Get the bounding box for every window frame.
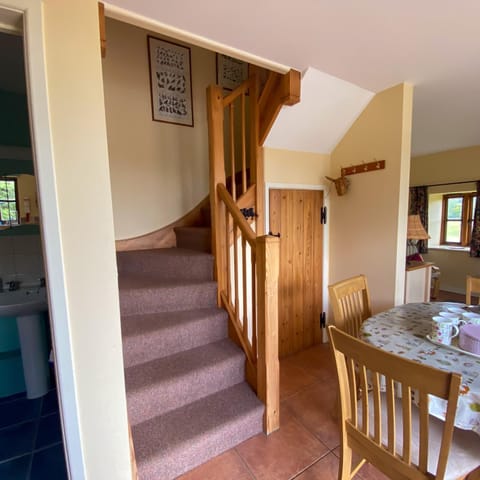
[0,176,20,225]
[440,192,476,246]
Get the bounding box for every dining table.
[359,302,480,436]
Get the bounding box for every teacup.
[438,311,465,326]
[431,316,460,345]
[462,312,480,325]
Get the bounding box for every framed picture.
[147,36,194,127]
[216,54,249,91]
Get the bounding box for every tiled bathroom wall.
[0,234,44,288]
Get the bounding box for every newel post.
[207,85,226,303]
[256,235,280,434]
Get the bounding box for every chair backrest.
[466,275,480,305]
[328,274,372,337]
[328,325,462,480]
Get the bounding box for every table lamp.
[406,214,429,259]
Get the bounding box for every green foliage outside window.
[0,178,18,224]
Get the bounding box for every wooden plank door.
[269,189,323,357]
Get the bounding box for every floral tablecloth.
[360,302,480,435]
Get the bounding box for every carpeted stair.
[117,242,264,479]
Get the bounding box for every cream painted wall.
[102,18,215,240]
[12,1,131,478]
[16,174,39,220]
[264,147,331,184]
[410,145,480,186]
[330,83,413,313]
[411,146,480,293]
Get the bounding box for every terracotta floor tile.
[284,343,336,382]
[235,412,329,480]
[283,380,340,450]
[294,453,339,480]
[332,446,390,480]
[279,359,318,400]
[177,449,254,480]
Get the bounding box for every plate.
[425,334,480,360]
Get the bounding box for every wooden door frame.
[265,183,330,342]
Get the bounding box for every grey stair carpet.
[118,246,264,479]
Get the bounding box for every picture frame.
[147,36,194,127]
[216,54,249,91]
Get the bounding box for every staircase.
[117,227,264,479]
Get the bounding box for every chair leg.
[339,444,353,480]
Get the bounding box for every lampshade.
[407,214,429,240]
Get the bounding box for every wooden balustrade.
[207,69,299,434]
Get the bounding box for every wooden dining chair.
[328,325,480,480]
[466,275,480,305]
[328,274,372,337]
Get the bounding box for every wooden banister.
[207,67,299,436]
[218,184,256,246]
[256,235,280,433]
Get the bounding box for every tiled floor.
[0,387,67,479]
[178,342,389,480]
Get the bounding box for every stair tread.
[125,339,243,393]
[117,247,213,259]
[174,226,211,232]
[121,307,226,334]
[118,275,216,290]
[132,382,264,479]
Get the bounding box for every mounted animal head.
[325,174,350,196]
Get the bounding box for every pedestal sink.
[0,287,49,399]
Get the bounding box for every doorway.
[0,26,68,479]
[268,187,325,357]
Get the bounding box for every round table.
[360,302,480,435]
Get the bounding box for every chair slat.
[402,383,412,464]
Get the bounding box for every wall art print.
[148,36,193,127]
[216,54,249,91]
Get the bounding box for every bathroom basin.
[0,287,49,398]
[0,287,47,317]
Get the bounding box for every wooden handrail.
[217,183,256,246]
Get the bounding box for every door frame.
[265,182,330,342]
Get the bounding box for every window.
[0,177,19,225]
[441,193,476,246]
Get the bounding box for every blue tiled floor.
[0,388,67,479]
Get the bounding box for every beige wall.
[17,174,39,220]
[264,147,331,185]
[13,0,131,478]
[330,83,413,313]
[103,18,215,240]
[411,146,480,293]
[410,145,480,186]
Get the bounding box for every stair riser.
[174,227,212,253]
[117,250,214,281]
[127,355,245,425]
[122,311,228,368]
[120,282,217,316]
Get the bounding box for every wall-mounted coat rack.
[341,159,385,176]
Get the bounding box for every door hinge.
[320,206,327,225]
[320,311,326,328]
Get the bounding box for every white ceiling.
[107,0,480,156]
